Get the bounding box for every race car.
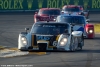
[18,22,84,51]
[56,14,95,38]
[34,8,61,23]
[61,5,89,20]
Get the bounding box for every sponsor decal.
[37,36,50,40]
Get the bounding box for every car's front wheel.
[78,35,84,50]
[70,37,78,52]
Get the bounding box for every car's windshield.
[56,16,85,24]
[63,7,80,12]
[31,24,69,35]
[38,10,60,15]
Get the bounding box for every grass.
[94,23,100,33]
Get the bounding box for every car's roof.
[34,22,70,25]
[39,8,60,10]
[63,5,82,8]
[58,14,85,17]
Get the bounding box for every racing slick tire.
[70,44,76,52]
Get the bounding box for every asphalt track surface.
[0,13,100,67]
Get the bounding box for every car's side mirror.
[70,23,76,26]
[86,22,88,24]
[25,28,29,33]
[64,29,68,33]
[61,12,64,14]
[86,19,90,22]
[63,29,70,35]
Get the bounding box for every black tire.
[78,43,83,50]
[70,44,76,52]
[80,45,83,50]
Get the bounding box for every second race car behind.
[34,8,61,23]
[56,14,95,38]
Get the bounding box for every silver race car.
[18,22,84,51]
[56,14,95,38]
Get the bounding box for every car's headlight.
[53,17,57,21]
[78,12,81,15]
[21,37,27,45]
[63,38,67,42]
[53,18,56,21]
[60,38,67,46]
[89,30,93,33]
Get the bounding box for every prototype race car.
[18,22,84,51]
[56,14,95,38]
[62,5,89,20]
[34,8,61,23]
